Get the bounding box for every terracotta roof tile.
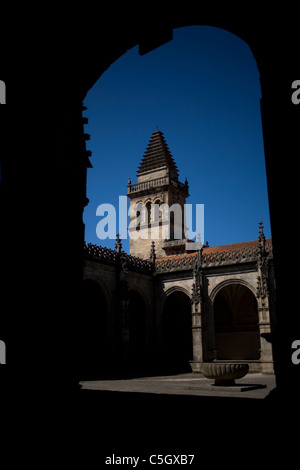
[156,238,272,262]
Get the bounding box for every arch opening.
[79,279,109,378]
[83,25,271,252]
[213,283,260,360]
[125,290,147,373]
[162,290,192,373]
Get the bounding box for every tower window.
[146,202,151,226]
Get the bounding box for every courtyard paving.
[79,372,276,399]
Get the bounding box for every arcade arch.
[162,289,192,372]
[80,278,109,378]
[212,281,260,360]
[126,289,147,370]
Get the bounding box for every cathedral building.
[82,130,275,378]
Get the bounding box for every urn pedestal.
[201,362,249,386]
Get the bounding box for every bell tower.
[127,129,190,259]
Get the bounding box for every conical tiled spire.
[137,129,179,178]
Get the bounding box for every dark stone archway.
[126,290,147,373]
[213,283,260,360]
[2,12,299,396]
[162,290,192,373]
[79,279,109,379]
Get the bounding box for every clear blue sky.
[83,25,271,253]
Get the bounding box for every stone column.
[119,274,130,367]
[257,296,273,373]
[256,222,274,373]
[190,249,204,372]
[115,236,130,370]
[191,305,203,372]
[258,33,300,393]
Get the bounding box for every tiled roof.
[154,238,273,272]
[84,237,272,274]
[156,238,272,262]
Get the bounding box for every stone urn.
[201,362,249,386]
